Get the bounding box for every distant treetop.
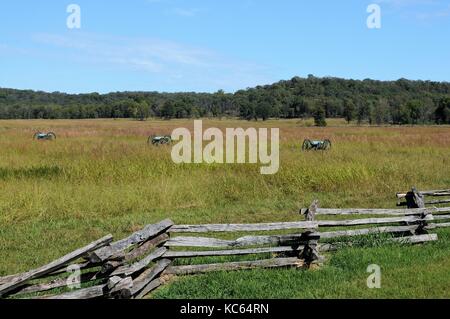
[1,76,449,124]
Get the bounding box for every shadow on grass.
[0,166,63,180]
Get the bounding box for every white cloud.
[374,0,450,21]
[416,4,450,19]
[145,0,203,18]
[29,32,273,92]
[108,57,163,72]
[173,8,202,17]
[32,33,210,70]
[375,0,438,7]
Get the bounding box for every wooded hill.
[1,75,449,124]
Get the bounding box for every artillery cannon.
[33,132,56,141]
[302,139,331,151]
[148,135,172,146]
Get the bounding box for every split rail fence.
[396,187,450,207]
[1,186,449,299]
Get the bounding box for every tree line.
[1,75,449,124]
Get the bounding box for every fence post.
[299,200,322,268]
[405,187,425,209]
[303,199,318,221]
[415,210,434,235]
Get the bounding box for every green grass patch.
[1,119,449,298]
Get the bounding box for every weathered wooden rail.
[1,195,449,300]
[396,187,450,207]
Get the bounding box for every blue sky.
[0,0,449,93]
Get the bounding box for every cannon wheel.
[160,136,171,145]
[46,132,56,140]
[33,132,43,140]
[302,139,312,151]
[322,139,331,150]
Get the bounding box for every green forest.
[1,75,449,124]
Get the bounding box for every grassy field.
[0,118,449,298]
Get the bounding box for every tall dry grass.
[0,118,449,275]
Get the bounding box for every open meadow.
[1,118,450,298]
